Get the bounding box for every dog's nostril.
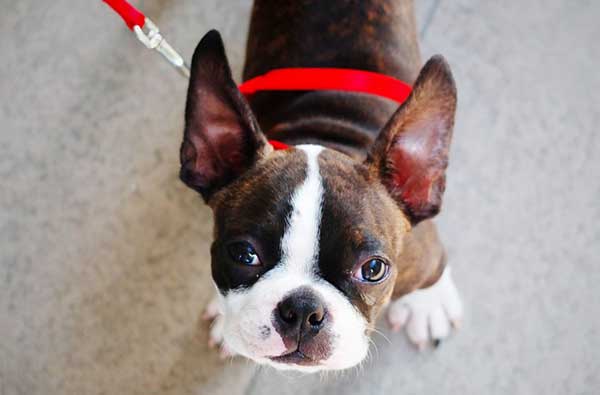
[278,302,299,324]
[283,310,297,324]
[307,311,324,327]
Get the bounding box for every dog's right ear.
[180,30,269,202]
[366,55,457,224]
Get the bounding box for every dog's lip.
[268,349,318,366]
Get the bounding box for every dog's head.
[180,31,456,372]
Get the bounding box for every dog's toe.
[208,314,225,345]
[441,278,464,326]
[405,309,428,346]
[203,296,221,321]
[429,306,450,340]
[387,302,409,332]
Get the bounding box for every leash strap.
[102,0,144,29]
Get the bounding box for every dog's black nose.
[276,288,326,336]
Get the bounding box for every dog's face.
[180,31,456,372]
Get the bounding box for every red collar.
[238,68,412,151]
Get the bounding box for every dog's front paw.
[203,296,237,359]
[387,267,463,350]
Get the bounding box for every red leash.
[101,0,413,151]
[102,0,144,30]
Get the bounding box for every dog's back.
[243,0,423,157]
[244,0,421,81]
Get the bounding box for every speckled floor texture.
[1,1,599,394]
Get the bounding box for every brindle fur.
[244,0,421,159]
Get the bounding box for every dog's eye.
[356,258,389,283]
[227,241,261,266]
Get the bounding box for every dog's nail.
[416,341,427,351]
[433,339,441,348]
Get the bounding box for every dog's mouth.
[268,349,319,366]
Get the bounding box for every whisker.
[369,325,393,346]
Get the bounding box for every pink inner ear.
[186,82,255,185]
[386,118,449,216]
[395,166,442,210]
[369,55,455,222]
[181,30,269,200]
[189,123,248,185]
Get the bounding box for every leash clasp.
[133,18,190,78]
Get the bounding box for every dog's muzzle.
[269,286,333,365]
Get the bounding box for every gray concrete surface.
[1,1,599,394]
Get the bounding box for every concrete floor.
[1,1,599,394]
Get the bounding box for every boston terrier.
[179,0,463,372]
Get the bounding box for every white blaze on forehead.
[280,145,324,274]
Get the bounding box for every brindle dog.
[180,0,462,372]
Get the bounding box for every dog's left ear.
[180,30,269,202]
[367,55,457,224]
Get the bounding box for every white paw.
[203,295,237,359]
[387,267,463,350]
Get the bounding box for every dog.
[179,0,463,372]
